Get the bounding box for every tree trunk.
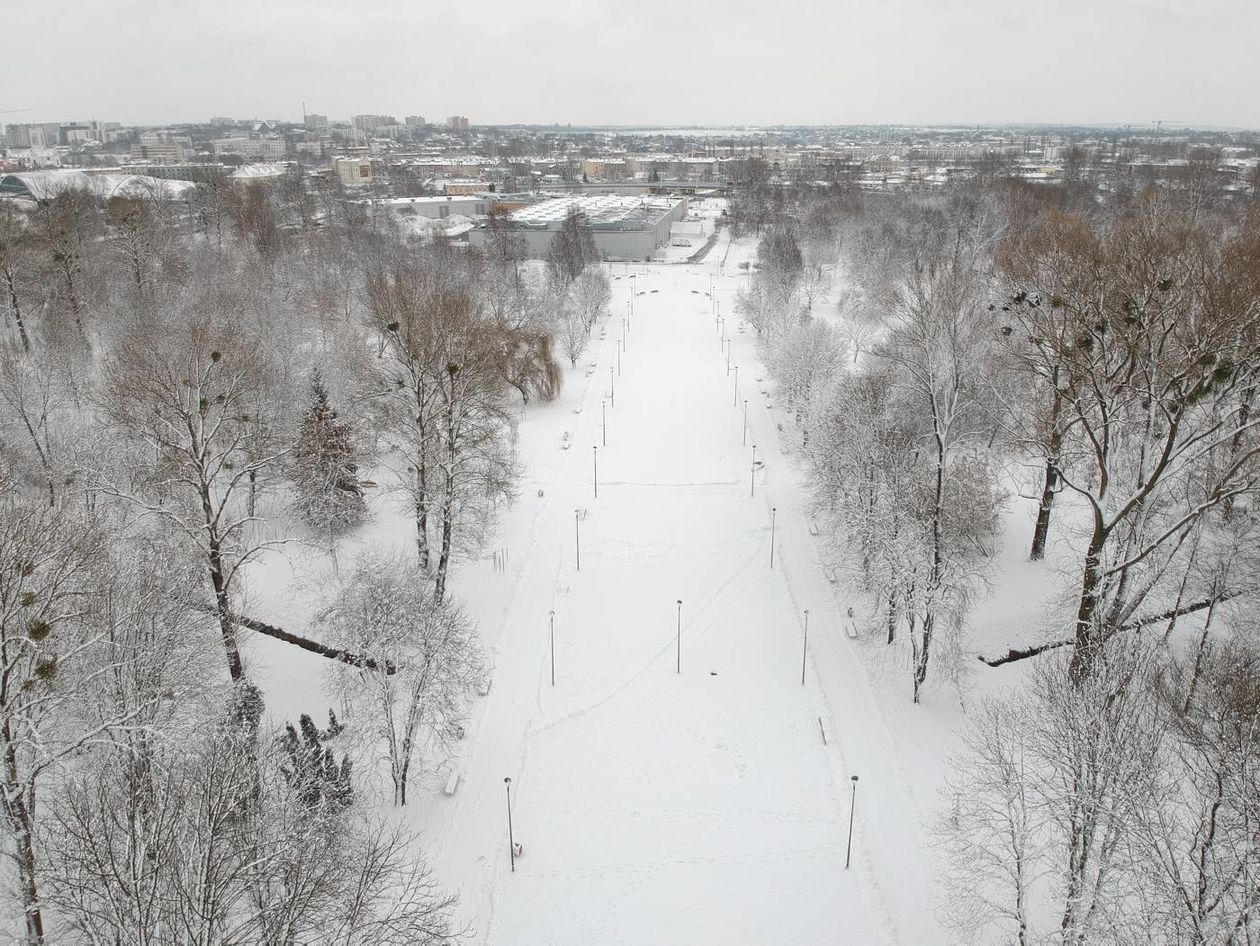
[208,541,244,682]
[1183,582,1223,713]
[1068,513,1108,683]
[3,267,30,352]
[59,256,85,340]
[915,430,947,704]
[196,459,244,681]
[413,388,431,571]
[3,724,44,945]
[1030,457,1059,562]
[1030,378,1063,561]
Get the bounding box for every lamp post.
[751,444,757,498]
[602,398,607,447]
[733,365,739,408]
[593,446,598,499]
[801,609,809,686]
[676,599,682,674]
[770,507,777,568]
[505,777,515,872]
[742,399,748,446]
[549,610,555,687]
[617,339,622,375]
[609,366,614,407]
[845,775,860,870]
[575,509,581,572]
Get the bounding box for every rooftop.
[509,194,680,230]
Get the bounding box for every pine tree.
[280,712,353,811]
[292,370,366,531]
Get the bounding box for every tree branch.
[977,593,1241,667]
[196,606,398,674]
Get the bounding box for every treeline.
[0,172,603,942]
[735,176,1260,940]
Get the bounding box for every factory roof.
[509,195,679,230]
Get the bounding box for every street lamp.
[549,610,555,687]
[733,365,739,408]
[845,775,860,870]
[742,399,748,446]
[676,599,682,674]
[609,366,615,407]
[770,507,777,568]
[593,446,598,499]
[801,609,809,686]
[575,508,581,572]
[602,398,607,447]
[751,444,757,498]
[505,777,516,872]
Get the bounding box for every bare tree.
[570,266,611,334]
[29,190,98,342]
[997,199,1260,678]
[0,495,103,943]
[322,553,481,806]
[101,304,285,682]
[0,204,34,352]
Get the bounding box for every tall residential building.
[351,114,397,133]
[446,115,470,132]
[305,113,329,131]
[405,115,426,126]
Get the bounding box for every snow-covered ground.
[243,229,965,944]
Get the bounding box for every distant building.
[130,134,191,163]
[59,123,94,146]
[211,137,288,160]
[365,195,491,219]
[305,113,329,131]
[351,114,397,133]
[5,123,62,149]
[438,178,486,196]
[334,156,373,187]
[405,115,426,127]
[469,194,687,260]
[446,116,470,132]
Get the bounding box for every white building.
[334,156,373,187]
[212,137,287,160]
[470,195,687,261]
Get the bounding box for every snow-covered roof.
[0,169,198,201]
[509,195,680,230]
[228,162,290,179]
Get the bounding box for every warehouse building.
[470,194,687,261]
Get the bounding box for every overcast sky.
[2,0,1257,129]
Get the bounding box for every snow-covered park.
[241,230,946,944]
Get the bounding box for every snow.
[243,228,957,943]
[0,169,198,200]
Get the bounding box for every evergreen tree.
[292,370,366,531]
[279,712,353,811]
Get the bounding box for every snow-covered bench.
[443,771,460,795]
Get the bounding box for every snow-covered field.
[243,230,965,944]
